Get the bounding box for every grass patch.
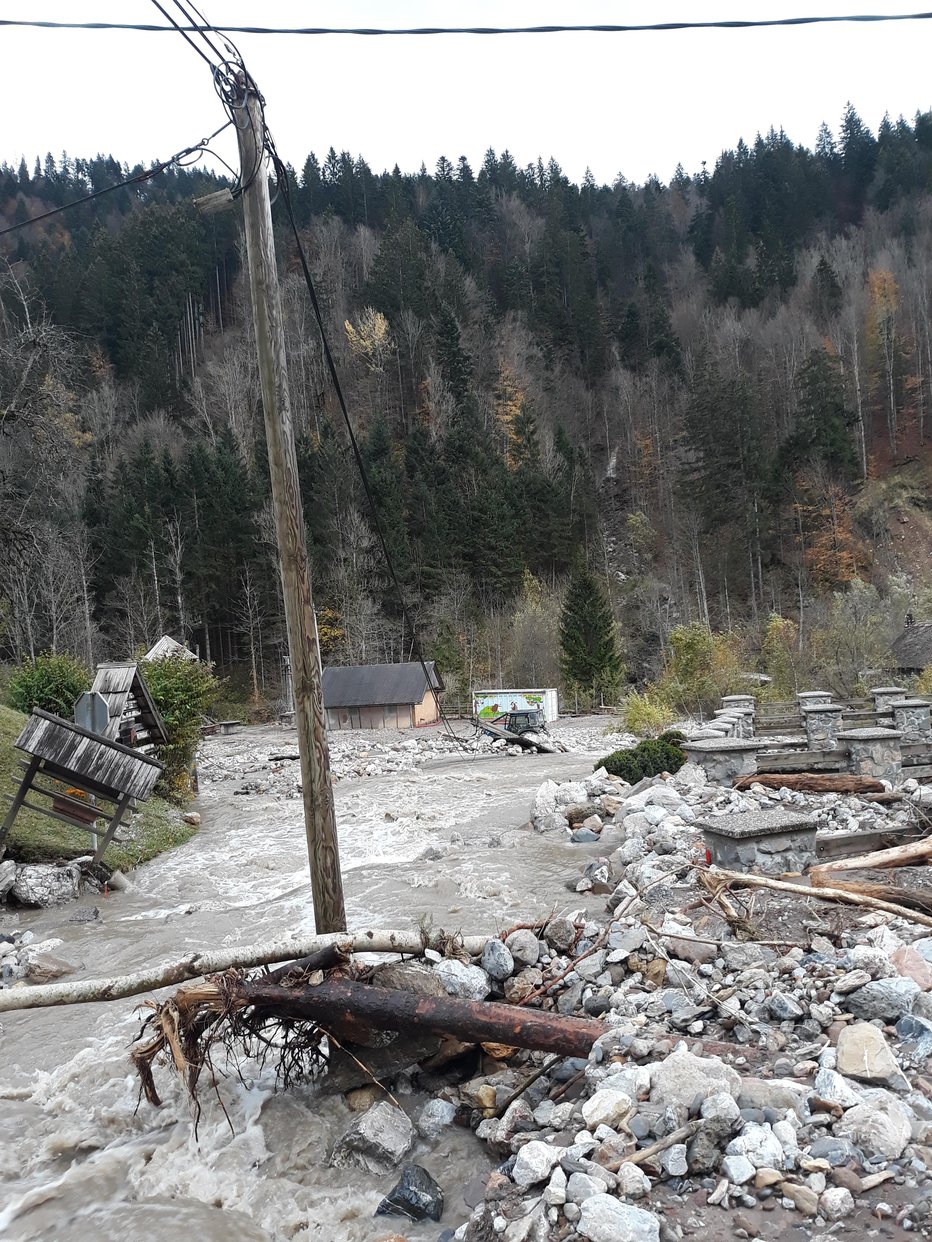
[0,704,196,870]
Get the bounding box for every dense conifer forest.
[4,105,932,704]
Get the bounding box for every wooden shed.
[322,661,443,731]
[891,621,932,675]
[90,663,168,753]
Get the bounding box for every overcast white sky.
[5,1,932,186]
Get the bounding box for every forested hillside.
[4,104,932,703]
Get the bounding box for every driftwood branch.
[709,868,932,928]
[606,1121,702,1171]
[0,929,490,1013]
[811,836,932,876]
[734,773,885,794]
[810,872,932,915]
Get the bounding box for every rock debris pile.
[338,909,932,1239]
[323,765,932,1240]
[534,761,924,851]
[197,719,631,795]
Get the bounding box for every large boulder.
[0,859,16,898]
[480,938,515,981]
[376,1164,444,1222]
[845,978,919,1023]
[581,1088,633,1130]
[531,779,560,822]
[10,862,81,907]
[650,1045,740,1108]
[577,1194,659,1242]
[512,1140,564,1187]
[725,1123,787,1170]
[836,1023,906,1088]
[433,959,491,1001]
[505,929,540,967]
[330,1101,414,1173]
[554,782,589,808]
[833,1088,913,1160]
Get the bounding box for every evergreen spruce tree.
[559,561,622,705]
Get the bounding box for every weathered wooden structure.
[0,709,163,863]
[891,620,932,676]
[90,663,168,754]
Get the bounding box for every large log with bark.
[733,773,885,794]
[132,974,607,1105]
[239,978,604,1057]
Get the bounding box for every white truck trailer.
[472,688,559,723]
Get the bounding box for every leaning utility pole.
[234,78,345,932]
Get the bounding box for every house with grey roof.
[321,661,443,730]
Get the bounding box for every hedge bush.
[597,730,686,784]
[7,653,90,717]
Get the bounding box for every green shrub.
[597,733,686,784]
[599,749,647,783]
[621,691,676,737]
[142,656,222,803]
[7,652,90,717]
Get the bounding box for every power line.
[3,13,932,36]
[152,0,472,745]
[0,122,232,240]
[146,0,216,67]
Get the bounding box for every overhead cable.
[3,12,932,36]
[265,135,470,748]
[0,122,233,240]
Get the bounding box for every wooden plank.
[93,792,133,864]
[13,795,100,830]
[4,794,130,837]
[0,755,40,852]
[28,782,116,817]
[815,827,915,859]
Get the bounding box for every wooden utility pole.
[234,81,346,932]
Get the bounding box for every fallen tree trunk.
[733,773,885,794]
[132,976,607,1104]
[0,929,491,1013]
[706,868,932,928]
[811,836,932,876]
[239,979,604,1057]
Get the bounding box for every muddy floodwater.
[0,722,612,1242]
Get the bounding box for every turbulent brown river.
[0,724,607,1241]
